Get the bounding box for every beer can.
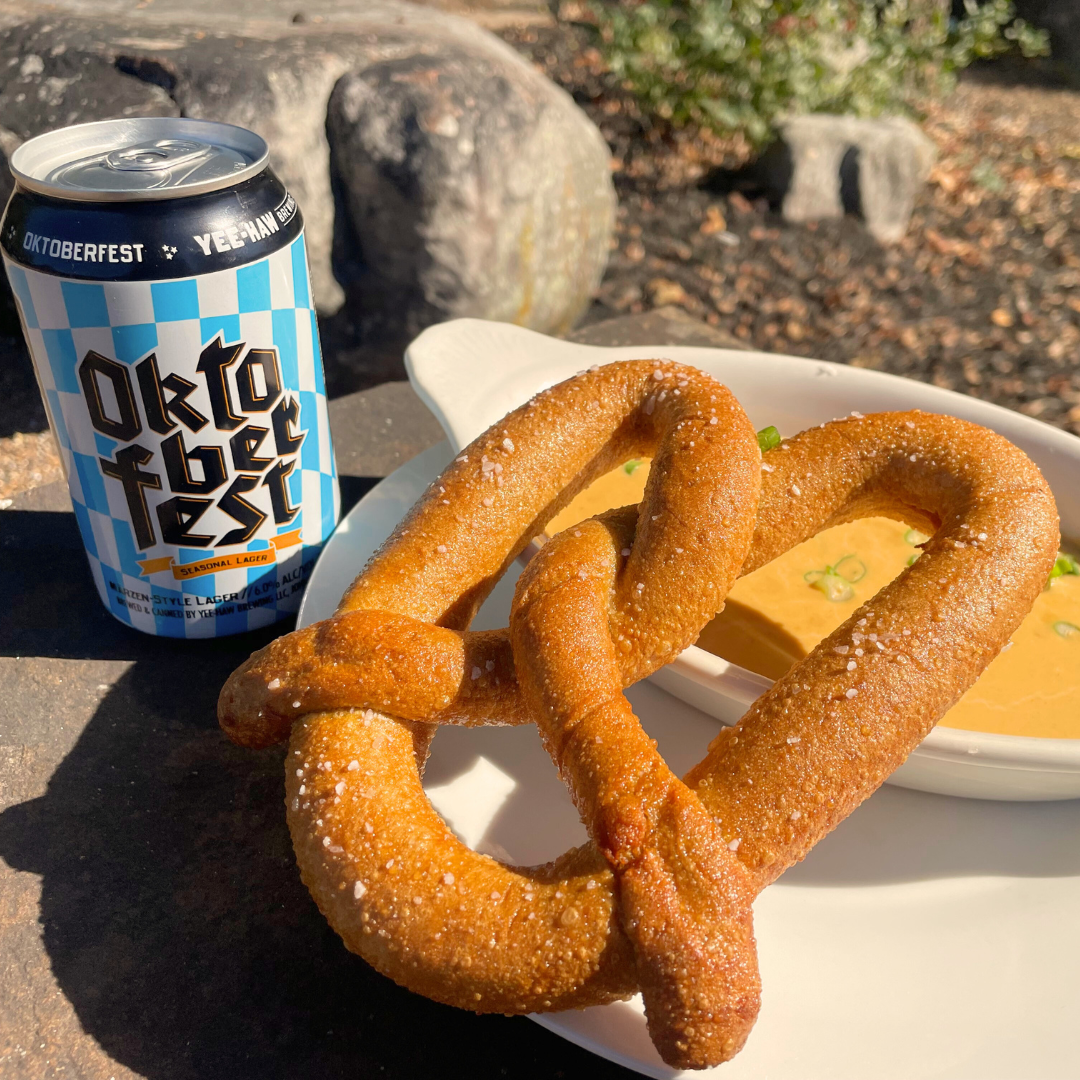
[1,118,340,637]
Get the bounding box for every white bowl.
[405,318,1080,801]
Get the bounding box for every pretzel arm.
[687,411,1059,889]
[220,619,526,748]
[512,510,760,1069]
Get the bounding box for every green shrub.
[588,0,1049,146]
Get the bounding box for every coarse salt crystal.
[348,760,359,771]
[335,781,345,795]
[471,666,482,680]
[268,678,281,690]
[354,881,366,899]
[845,688,858,699]
[443,872,455,885]
[727,838,741,851]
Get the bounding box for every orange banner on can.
[137,529,302,580]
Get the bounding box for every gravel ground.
[0,429,62,502]
[3,26,1079,498]
[503,24,1080,437]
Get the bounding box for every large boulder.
[327,45,614,349]
[0,0,615,353]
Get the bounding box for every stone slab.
[569,305,748,351]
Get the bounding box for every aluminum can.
[1,118,339,637]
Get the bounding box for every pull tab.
[105,139,212,173]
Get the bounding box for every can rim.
[9,117,270,202]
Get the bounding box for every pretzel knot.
[219,360,1059,1071]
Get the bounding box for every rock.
[0,1,614,347]
[326,43,614,352]
[751,115,935,244]
[0,22,178,139]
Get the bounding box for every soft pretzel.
[219,363,1059,1071]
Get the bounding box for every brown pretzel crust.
[688,412,1059,888]
[219,366,1058,1071]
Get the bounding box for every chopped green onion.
[1047,552,1080,587]
[904,528,930,546]
[833,554,867,583]
[804,557,864,602]
[804,569,855,602]
[1054,621,1079,639]
[907,553,921,566]
[623,459,642,475]
[757,425,781,452]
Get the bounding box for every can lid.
[9,118,270,202]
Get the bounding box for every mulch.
[502,23,1080,437]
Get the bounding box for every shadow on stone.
[839,145,862,218]
[0,333,48,437]
[0,478,375,662]
[0,655,630,1079]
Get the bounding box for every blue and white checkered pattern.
[4,232,339,638]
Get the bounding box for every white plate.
[298,442,1080,1080]
[403,318,1080,801]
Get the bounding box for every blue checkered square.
[151,279,199,322]
[237,260,271,312]
[7,264,38,328]
[112,322,158,364]
[62,281,110,327]
[41,329,80,393]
